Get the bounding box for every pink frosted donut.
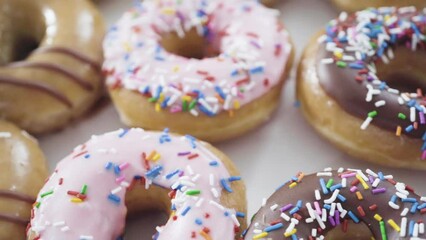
[27,129,246,239]
[102,0,293,142]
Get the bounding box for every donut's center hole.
[0,1,45,66]
[125,211,168,239]
[160,28,220,59]
[377,47,426,94]
[325,221,372,240]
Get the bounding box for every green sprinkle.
[148,97,158,103]
[398,113,406,120]
[336,61,347,68]
[81,184,88,195]
[326,179,334,188]
[189,100,197,110]
[35,202,41,208]
[370,42,377,49]
[186,190,201,196]
[40,190,54,198]
[182,100,188,112]
[368,111,378,118]
[380,221,387,240]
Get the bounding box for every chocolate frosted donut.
[0,0,105,134]
[244,168,426,239]
[297,7,426,170]
[0,121,48,239]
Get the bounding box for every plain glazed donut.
[243,168,426,239]
[297,7,426,170]
[0,121,48,239]
[331,0,426,13]
[103,0,293,142]
[0,0,105,134]
[27,128,246,239]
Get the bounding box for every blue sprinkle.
[407,99,417,107]
[155,56,165,61]
[410,202,419,214]
[422,132,426,141]
[337,194,347,202]
[402,198,417,203]
[84,154,91,159]
[296,200,303,208]
[320,178,329,194]
[330,183,343,192]
[230,69,239,77]
[209,161,218,166]
[349,63,364,69]
[417,203,426,210]
[155,86,163,99]
[166,169,180,180]
[142,86,150,94]
[348,211,360,223]
[250,66,264,74]
[236,212,245,218]
[323,204,331,210]
[118,129,129,138]
[161,96,170,109]
[405,125,414,133]
[291,234,298,240]
[289,206,300,215]
[291,176,299,182]
[409,220,415,236]
[114,165,121,175]
[221,179,233,193]
[146,165,163,179]
[108,193,121,204]
[185,135,197,149]
[195,218,203,225]
[378,172,384,180]
[390,195,398,203]
[105,162,113,170]
[228,176,241,182]
[224,211,230,217]
[181,206,191,216]
[214,86,226,100]
[264,223,283,232]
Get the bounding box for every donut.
[27,128,246,239]
[0,0,105,134]
[261,0,277,8]
[297,7,426,170]
[0,121,48,239]
[331,0,426,13]
[243,168,426,239]
[103,0,293,142]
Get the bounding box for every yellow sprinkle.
[289,182,298,189]
[388,219,401,232]
[284,229,297,237]
[334,50,343,59]
[199,230,212,240]
[371,237,376,240]
[396,126,402,136]
[182,96,192,102]
[253,232,268,239]
[374,214,382,222]
[152,153,161,161]
[356,174,369,190]
[233,100,240,110]
[71,198,82,203]
[172,66,180,72]
[158,93,165,102]
[155,103,161,112]
[147,151,157,161]
[123,42,132,52]
[161,7,176,15]
[356,191,363,200]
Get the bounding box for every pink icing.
[103,0,291,116]
[29,129,242,239]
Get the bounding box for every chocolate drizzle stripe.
[0,190,35,204]
[0,76,73,108]
[7,62,94,91]
[0,213,29,226]
[33,46,101,71]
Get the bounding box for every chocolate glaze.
[244,170,425,239]
[0,75,72,108]
[34,46,101,71]
[7,62,94,91]
[0,190,35,204]
[315,10,426,138]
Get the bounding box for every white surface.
[38,0,426,239]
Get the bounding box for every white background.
[39,0,426,238]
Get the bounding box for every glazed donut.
[244,168,426,239]
[27,128,246,239]
[0,0,105,134]
[0,121,48,239]
[297,7,426,170]
[103,0,293,142]
[331,0,426,13]
[261,0,277,8]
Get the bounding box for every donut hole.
[325,221,372,239]
[0,0,45,65]
[376,47,426,94]
[160,28,219,59]
[123,184,172,238]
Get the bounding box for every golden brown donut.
[0,121,48,239]
[261,0,277,8]
[297,8,426,170]
[331,0,426,12]
[103,0,293,142]
[27,128,246,239]
[0,0,105,134]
